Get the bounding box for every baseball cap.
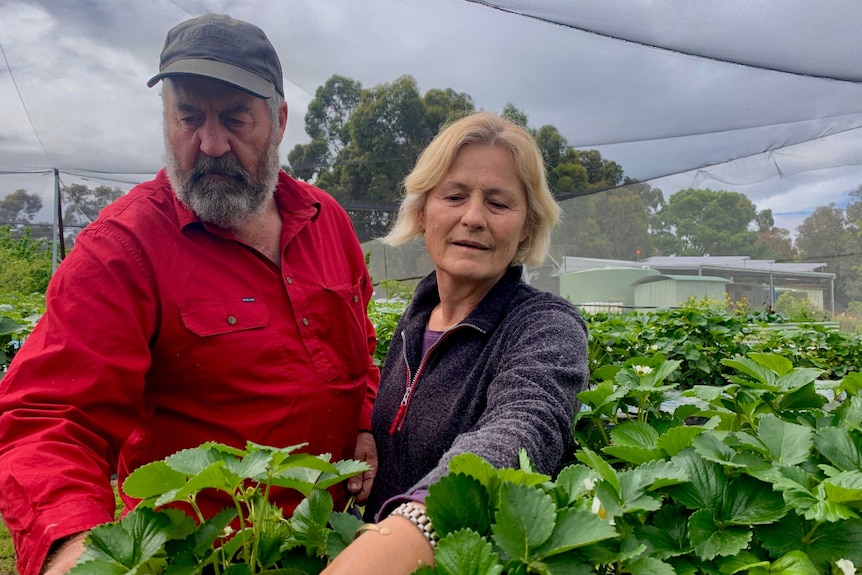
[147,13,283,99]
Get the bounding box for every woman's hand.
[322,512,435,575]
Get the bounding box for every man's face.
[163,77,286,228]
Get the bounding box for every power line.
[0,42,54,167]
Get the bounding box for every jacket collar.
[405,265,525,335]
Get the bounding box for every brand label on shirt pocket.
[179,298,270,337]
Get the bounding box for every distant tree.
[795,203,855,307]
[62,184,124,227]
[652,188,761,256]
[0,189,43,224]
[755,227,796,261]
[501,102,529,128]
[286,75,361,181]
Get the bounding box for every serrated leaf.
[688,509,752,560]
[665,449,726,510]
[448,452,499,491]
[79,507,174,567]
[822,470,862,505]
[627,556,676,575]
[628,459,689,491]
[721,475,787,525]
[534,507,617,558]
[716,551,770,574]
[776,382,828,411]
[688,385,726,402]
[758,516,862,570]
[769,550,820,575]
[315,458,371,490]
[121,460,187,499]
[657,425,705,456]
[693,432,748,468]
[602,445,664,465]
[576,447,620,494]
[165,445,232,475]
[519,448,536,473]
[427,473,491,537]
[748,353,794,377]
[775,367,826,392]
[324,512,364,559]
[815,427,862,472]
[289,489,333,551]
[578,379,626,409]
[154,461,240,507]
[607,420,659,448]
[434,529,504,575]
[539,555,594,575]
[491,483,556,561]
[757,414,814,466]
[553,465,598,506]
[496,467,551,487]
[721,357,778,388]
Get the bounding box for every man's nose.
[197,121,231,158]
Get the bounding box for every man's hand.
[41,532,86,575]
[348,431,377,504]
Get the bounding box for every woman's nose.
[461,195,487,229]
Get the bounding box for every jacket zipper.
[389,322,486,434]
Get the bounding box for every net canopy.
[2,0,861,308]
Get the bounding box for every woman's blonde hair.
[382,111,560,266]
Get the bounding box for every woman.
[324,111,588,574]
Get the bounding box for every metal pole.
[52,168,59,273]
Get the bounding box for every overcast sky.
[3,0,862,239]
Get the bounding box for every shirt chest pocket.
[179,299,271,336]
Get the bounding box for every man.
[0,14,379,575]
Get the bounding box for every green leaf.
[496,468,551,487]
[578,379,627,410]
[721,475,787,525]
[427,473,491,537]
[576,447,620,494]
[491,483,556,562]
[657,426,705,456]
[749,353,794,377]
[716,551,770,574]
[776,382,828,412]
[814,427,862,472]
[757,414,814,466]
[769,550,821,575]
[688,509,752,560]
[434,529,504,575]
[539,555,594,575]
[822,470,862,505]
[154,461,240,507]
[165,445,234,475]
[665,449,726,511]
[602,445,664,465]
[534,507,617,558]
[633,504,691,559]
[721,357,778,388]
[289,489,333,552]
[324,512,364,560]
[627,556,677,575]
[688,385,726,402]
[78,507,175,567]
[553,465,598,506]
[758,516,862,570]
[775,368,826,392]
[693,432,748,468]
[121,460,187,499]
[449,452,499,491]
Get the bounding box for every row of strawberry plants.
[69,353,862,573]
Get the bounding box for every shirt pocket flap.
[179,298,270,337]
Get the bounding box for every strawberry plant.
[69,441,369,574]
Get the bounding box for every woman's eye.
[489,201,508,209]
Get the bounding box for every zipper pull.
[390,402,407,435]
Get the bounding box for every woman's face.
[420,144,529,294]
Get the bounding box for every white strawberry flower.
[632,365,653,376]
[836,559,856,575]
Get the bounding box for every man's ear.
[276,101,288,142]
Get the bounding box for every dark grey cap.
[147,13,283,99]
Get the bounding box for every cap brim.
[147,58,277,99]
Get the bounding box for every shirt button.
[286,276,293,285]
[352,295,358,303]
[302,317,309,326]
[227,315,237,325]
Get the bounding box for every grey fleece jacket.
[365,266,589,518]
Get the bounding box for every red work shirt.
[0,170,379,575]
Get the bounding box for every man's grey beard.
[165,138,281,229]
